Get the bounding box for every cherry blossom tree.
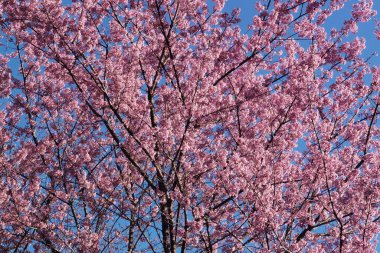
[0,0,380,252]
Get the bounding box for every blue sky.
[222,0,380,66]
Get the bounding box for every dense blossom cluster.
[0,0,380,252]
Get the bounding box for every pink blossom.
[0,0,379,252]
